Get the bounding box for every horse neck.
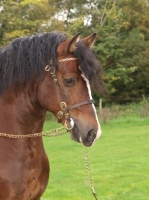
[0,86,46,135]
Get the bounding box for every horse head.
[37,33,102,147]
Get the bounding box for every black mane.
[0,32,105,95]
[75,41,105,94]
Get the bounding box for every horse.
[0,32,105,200]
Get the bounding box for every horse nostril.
[87,129,96,143]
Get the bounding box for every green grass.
[41,116,149,200]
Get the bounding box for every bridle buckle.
[45,65,51,71]
[60,102,67,111]
[57,111,63,119]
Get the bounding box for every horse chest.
[0,139,49,200]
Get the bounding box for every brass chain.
[0,126,67,138]
[59,57,78,62]
[84,146,99,200]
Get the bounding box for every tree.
[0,0,54,46]
[94,0,149,99]
[55,0,116,36]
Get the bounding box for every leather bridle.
[45,58,94,130]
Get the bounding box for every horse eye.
[63,78,76,86]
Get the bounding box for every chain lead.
[84,146,99,200]
[0,126,67,138]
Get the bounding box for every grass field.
[41,116,149,200]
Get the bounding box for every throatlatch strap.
[68,100,94,110]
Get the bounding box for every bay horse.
[0,32,105,200]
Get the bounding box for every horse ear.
[68,33,80,52]
[82,33,96,48]
[57,33,80,55]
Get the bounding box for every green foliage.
[95,28,149,98]
[94,0,149,99]
[0,0,54,46]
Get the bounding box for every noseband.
[45,58,94,130]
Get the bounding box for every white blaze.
[81,73,101,141]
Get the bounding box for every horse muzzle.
[70,123,97,147]
[81,129,97,147]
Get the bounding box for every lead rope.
[84,146,99,200]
